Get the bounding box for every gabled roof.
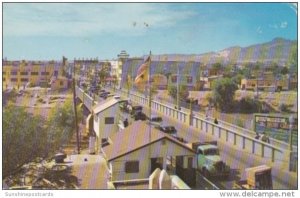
[102,121,196,162]
[93,98,120,115]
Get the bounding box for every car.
[156,125,177,135]
[132,111,147,121]
[99,92,109,98]
[147,115,163,127]
[130,105,143,115]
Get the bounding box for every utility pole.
[176,63,180,110]
[72,62,80,154]
[288,115,294,151]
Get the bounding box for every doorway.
[150,157,163,173]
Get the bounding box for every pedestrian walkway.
[68,151,110,189]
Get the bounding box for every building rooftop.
[102,121,195,162]
[92,98,120,114]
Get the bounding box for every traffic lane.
[139,104,297,189]
[101,90,296,189]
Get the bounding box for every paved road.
[110,92,297,190]
[86,88,297,189]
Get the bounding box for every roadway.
[108,89,297,190]
[80,87,297,189]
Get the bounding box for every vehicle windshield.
[204,148,219,155]
[151,117,162,122]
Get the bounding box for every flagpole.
[148,51,152,142]
[148,51,152,174]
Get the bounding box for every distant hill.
[149,38,297,67]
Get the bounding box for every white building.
[108,60,122,89]
[102,121,197,186]
[92,97,128,150]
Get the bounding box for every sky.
[2,2,298,60]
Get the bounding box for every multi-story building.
[2,60,67,90]
[240,72,291,91]
[120,58,202,91]
[109,60,123,89]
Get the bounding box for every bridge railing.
[191,115,286,162]
[76,86,288,163]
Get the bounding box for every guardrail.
[75,86,288,163]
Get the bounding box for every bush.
[237,97,261,113]
[279,103,289,112]
[212,78,238,112]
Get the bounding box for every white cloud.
[280,21,288,29]
[3,3,196,37]
[269,21,288,29]
[256,26,262,34]
[268,24,278,29]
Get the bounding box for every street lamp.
[288,115,294,151]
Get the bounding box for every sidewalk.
[67,150,110,189]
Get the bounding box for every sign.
[254,114,297,131]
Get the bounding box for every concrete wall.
[93,103,121,141]
[109,138,195,181]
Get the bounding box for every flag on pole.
[134,56,151,90]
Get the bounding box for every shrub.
[279,103,289,112]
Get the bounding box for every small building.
[50,76,69,90]
[102,121,196,187]
[92,97,128,150]
[241,73,289,91]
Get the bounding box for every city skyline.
[3,2,297,60]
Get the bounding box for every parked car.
[147,115,163,127]
[130,105,143,115]
[156,125,177,135]
[132,111,147,121]
[99,92,109,98]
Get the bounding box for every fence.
[76,86,288,163]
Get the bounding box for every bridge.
[75,85,297,189]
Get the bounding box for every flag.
[134,56,151,90]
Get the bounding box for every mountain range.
[149,38,297,67]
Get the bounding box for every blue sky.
[3,3,297,60]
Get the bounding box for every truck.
[186,141,230,178]
[234,165,273,190]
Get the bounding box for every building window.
[105,117,114,124]
[11,72,18,75]
[60,81,64,86]
[11,78,17,82]
[31,72,39,75]
[125,161,139,173]
[41,72,50,75]
[171,76,177,83]
[186,76,193,83]
[20,72,28,75]
[21,78,28,82]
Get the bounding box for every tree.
[168,85,189,102]
[223,65,234,78]
[280,67,289,75]
[270,62,281,77]
[164,72,172,89]
[3,105,48,177]
[212,78,238,112]
[212,62,222,75]
[47,99,83,153]
[98,62,111,84]
[241,67,252,79]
